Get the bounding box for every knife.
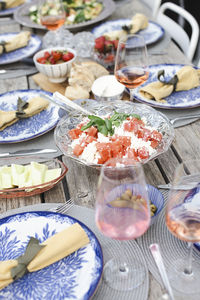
[0,67,37,79]
[157,183,198,190]
[0,148,57,158]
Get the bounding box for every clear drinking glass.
[166,159,200,294]
[39,0,66,47]
[95,157,150,291]
[114,34,149,101]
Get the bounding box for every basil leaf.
[99,125,108,136]
[81,120,94,131]
[105,119,112,131]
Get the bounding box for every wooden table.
[0,0,199,299]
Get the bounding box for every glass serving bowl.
[54,100,175,168]
[0,156,68,198]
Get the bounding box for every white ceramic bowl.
[33,47,77,83]
[91,75,125,101]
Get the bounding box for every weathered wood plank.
[43,181,66,203]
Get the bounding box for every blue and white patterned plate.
[131,64,200,109]
[0,211,103,300]
[0,89,60,143]
[0,33,41,65]
[92,19,164,46]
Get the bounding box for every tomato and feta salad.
[68,112,163,164]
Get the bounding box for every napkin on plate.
[103,13,148,41]
[0,97,49,131]
[0,222,90,290]
[0,31,31,55]
[0,0,25,10]
[139,66,200,103]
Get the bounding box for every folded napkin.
[104,13,148,41]
[140,66,200,103]
[0,111,18,131]
[0,0,25,10]
[0,31,31,55]
[0,96,49,131]
[0,222,89,290]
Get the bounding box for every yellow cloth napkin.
[0,222,89,290]
[0,31,31,55]
[140,66,200,103]
[0,0,25,10]
[129,13,148,34]
[103,13,148,41]
[0,97,49,131]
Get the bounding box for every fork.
[170,114,200,125]
[53,198,74,214]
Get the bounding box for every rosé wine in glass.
[166,159,200,294]
[114,34,149,101]
[95,158,150,291]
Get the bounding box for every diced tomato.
[94,36,105,53]
[150,140,159,148]
[110,141,123,157]
[97,148,111,164]
[68,128,82,140]
[85,136,96,144]
[87,126,98,137]
[138,128,151,141]
[117,136,131,148]
[151,130,162,142]
[137,147,150,160]
[73,144,84,156]
[126,148,139,161]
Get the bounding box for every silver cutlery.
[149,243,175,300]
[51,198,74,214]
[157,183,198,190]
[43,91,92,115]
[0,148,57,158]
[169,114,200,125]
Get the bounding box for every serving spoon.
[42,91,92,115]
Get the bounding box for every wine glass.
[166,159,200,294]
[39,0,66,47]
[114,34,149,102]
[95,157,151,291]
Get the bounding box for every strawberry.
[37,57,46,64]
[104,54,115,63]
[112,39,119,50]
[94,36,105,53]
[104,40,113,52]
[62,52,74,62]
[44,51,50,59]
[49,56,56,64]
[52,51,62,61]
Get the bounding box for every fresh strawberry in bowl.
[33,47,76,83]
[93,35,119,68]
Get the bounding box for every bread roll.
[81,61,109,79]
[65,85,90,100]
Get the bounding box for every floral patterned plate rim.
[130,64,200,109]
[0,211,103,300]
[0,33,41,65]
[0,89,59,144]
[92,18,165,46]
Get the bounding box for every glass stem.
[129,89,134,102]
[184,242,193,275]
[119,241,128,273]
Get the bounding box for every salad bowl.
[54,100,175,168]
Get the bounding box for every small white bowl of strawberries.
[92,35,119,69]
[33,47,77,83]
